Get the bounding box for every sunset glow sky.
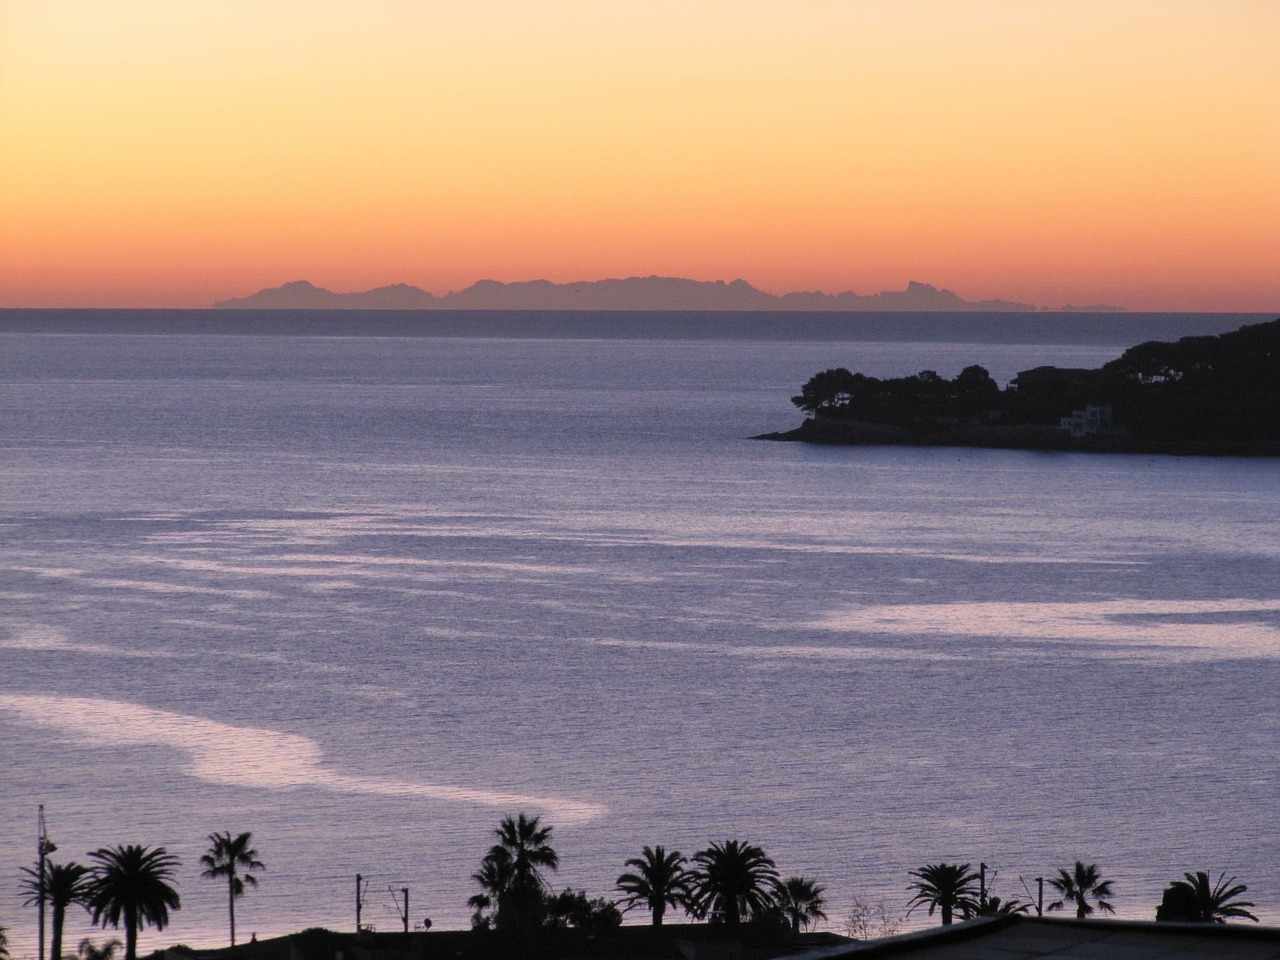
[2,1,1277,310]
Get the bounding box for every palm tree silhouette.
[906,863,979,926]
[76,939,122,960]
[467,848,514,929]
[199,832,264,946]
[1046,862,1115,919]
[687,840,779,927]
[774,876,828,935]
[615,846,691,926]
[85,845,181,960]
[473,814,559,931]
[1160,871,1258,923]
[971,894,1030,917]
[22,860,92,960]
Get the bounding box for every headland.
[760,318,1280,456]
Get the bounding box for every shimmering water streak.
[0,696,607,823]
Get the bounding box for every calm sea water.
[2,319,1278,953]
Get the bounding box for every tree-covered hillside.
[790,318,1280,443]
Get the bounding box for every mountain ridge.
[214,277,1122,312]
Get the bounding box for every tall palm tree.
[21,860,93,960]
[906,863,979,926]
[687,840,779,927]
[199,832,264,946]
[773,876,827,935]
[1160,871,1258,923]
[85,845,181,960]
[478,813,559,931]
[615,846,691,926]
[1046,861,1115,919]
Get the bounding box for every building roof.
[791,915,1280,960]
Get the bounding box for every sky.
[1,0,1277,311]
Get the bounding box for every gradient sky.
[2,1,1277,310]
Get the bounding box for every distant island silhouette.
[761,318,1280,456]
[214,277,1124,313]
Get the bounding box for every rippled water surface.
[2,327,1278,952]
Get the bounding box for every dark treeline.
[8,813,1263,960]
[791,317,1280,443]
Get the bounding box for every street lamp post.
[38,806,58,960]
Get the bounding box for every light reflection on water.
[813,600,1280,659]
[1,331,1278,953]
[0,695,608,824]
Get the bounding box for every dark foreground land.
[164,925,849,960]
[157,918,1280,960]
[763,318,1280,456]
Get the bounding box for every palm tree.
[970,894,1030,917]
[906,863,979,926]
[774,876,827,935]
[1159,871,1257,923]
[21,860,93,960]
[199,831,264,946]
[687,840,779,926]
[84,845,181,960]
[76,939,122,960]
[475,813,559,931]
[1046,861,1114,919]
[467,847,513,929]
[615,846,691,926]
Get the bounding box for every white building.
[1060,404,1113,438]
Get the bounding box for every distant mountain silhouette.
[214,276,1049,312]
[215,280,438,309]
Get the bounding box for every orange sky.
[2,1,1277,310]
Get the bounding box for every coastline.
[756,417,1280,458]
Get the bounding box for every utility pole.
[38,806,57,960]
[355,875,366,932]
[1036,877,1044,917]
[401,889,409,934]
[979,863,987,906]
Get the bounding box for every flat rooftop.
[795,915,1280,960]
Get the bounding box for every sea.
[1,310,1277,954]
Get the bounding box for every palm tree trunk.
[941,904,953,925]
[51,902,64,960]
[125,905,138,960]
[228,876,237,946]
[653,905,663,926]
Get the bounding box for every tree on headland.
[1046,861,1114,919]
[687,840,779,927]
[773,876,828,935]
[615,845,691,926]
[1156,871,1257,923]
[0,923,9,960]
[199,831,264,947]
[85,845,181,960]
[906,863,979,926]
[21,859,93,960]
